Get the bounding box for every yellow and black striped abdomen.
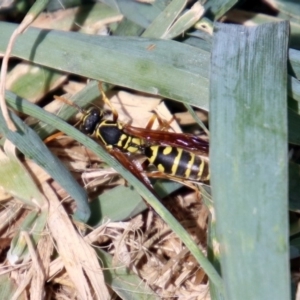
[144,145,209,182]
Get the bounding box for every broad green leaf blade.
[153,180,184,198]
[0,21,210,109]
[88,186,147,226]
[3,20,300,113]
[210,22,289,300]
[114,18,144,36]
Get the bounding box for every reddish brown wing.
[109,148,160,197]
[123,125,209,155]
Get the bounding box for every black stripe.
[175,149,191,178]
[160,147,178,174]
[145,146,174,173]
[199,159,210,181]
[189,155,202,180]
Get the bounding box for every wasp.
[54,84,209,189]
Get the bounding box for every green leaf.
[0,21,210,110]
[210,22,289,299]
[163,2,204,40]
[142,0,187,38]
[88,186,147,226]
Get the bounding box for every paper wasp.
[54,84,210,190]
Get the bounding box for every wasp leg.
[43,131,65,144]
[154,112,175,131]
[145,111,175,132]
[145,113,157,130]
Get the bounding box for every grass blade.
[142,0,186,38]
[210,22,289,299]
[0,21,210,109]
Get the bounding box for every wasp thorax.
[80,107,102,134]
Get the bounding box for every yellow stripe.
[162,146,172,155]
[157,164,165,172]
[197,158,210,181]
[184,153,195,179]
[171,148,182,176]
[148,146,159,164]
[117,134,129,148]
[198,159,205,180]
[122,136,142,153]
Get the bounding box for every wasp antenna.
[54,95,84,113]
[98,82,118,122]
